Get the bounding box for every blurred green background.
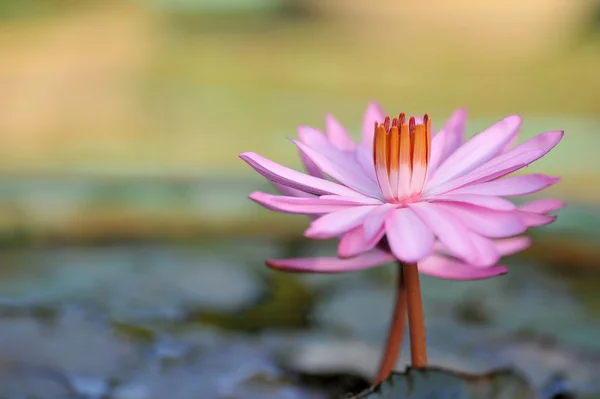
[0,0,600,256]
[0,1,599,397]
[0,0,596,256]
[0,0,599,241]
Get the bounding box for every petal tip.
[472,265,509,280]
[542,130,565,145]
[452,107,468,121]
[367,100,383,109]
[303,226,320,239]
[296,128,310,143]
[503,114,523,129]
[462,266,509,280]
[520,236,533,247]
[264,259,279,269]
[364,102,385,122]
[533,215,558,226]
[488,266,509,278]
[547,176,561,184]
[446,107,468,127]
[248,191,264,201]
[297,125,322,141]
[265,259,298,273]
[337,249,356,259]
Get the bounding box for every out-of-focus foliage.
[0,0,598,233]
[148,0,283,13]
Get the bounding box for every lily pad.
[350,367,535,399]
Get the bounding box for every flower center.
[373,113,431,203]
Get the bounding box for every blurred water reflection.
[0,239,598,397]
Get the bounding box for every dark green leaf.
[349,367,535,399]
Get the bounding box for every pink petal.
[326,114,356,151]
[428,108,468,175]
[428,128,448,180]
[298,151,324,179]
[355,145,378,182]
[468,232,501,267]
[249,192,378,215]
[426,163,527,197]
[409,202,477,265]
[418,255,508,280]
[363,204,397,242]
[448,174,560,197]
[319,195,383,205]
[434,202,526,238]
[293,140,382,199]
[296,126,327,178]
[305,205,377,239]
[436,130,564,194]
[360,102,385,149]
[338,225,385,258]
[518,212,557,227]
[429,194,516,211]
[481,130,564,174]
[492,236,532,255]
[433,236,531,257]
[385,207,435,263]
[374,157,396,201]
[435,235,532,258]
[239,152,362,197]
[440,108,468,157]
[502,132,520,153]
[298,125,357,162]
[297,125,332,148]
[297,126,360,178]
[272,182,314,198]
[266,249,395,273]
[518,198,565,214]
[429,115,522,187]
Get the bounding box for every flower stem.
[403,262,428,367]
[374,262,406,385]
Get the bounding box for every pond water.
[0,237,598,398]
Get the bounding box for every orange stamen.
[399,113,406,127]
[373,123,387,170]
[398,123,411,172]
[408,117,416,133]
[372,112,433,202]
[397,121,411,198]
[383,116,391,132]
[412,125,427,168]
[424,114,431,163]
[408,117,416,166]
[389,125,400,192]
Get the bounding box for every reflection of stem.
[404,262,428,367]
[374,262,406,385]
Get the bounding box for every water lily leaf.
[349,367,535,399]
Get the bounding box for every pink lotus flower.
[240,103,564,279]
